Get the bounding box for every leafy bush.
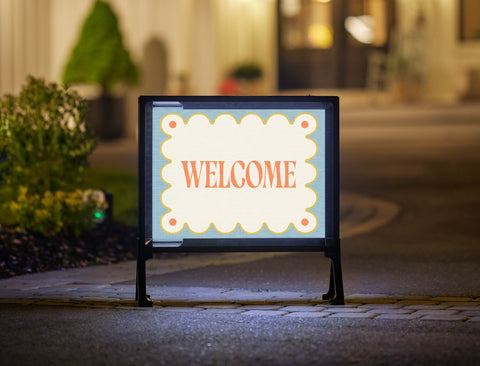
[9,187,107,235]
[0,76,96,196]
[0,76,99,234]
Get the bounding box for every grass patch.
[82,167,137,226]
[0,167,138,227]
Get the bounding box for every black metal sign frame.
[137,96,343,306]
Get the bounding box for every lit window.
[280,0,333,49]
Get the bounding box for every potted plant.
[62,0,139,139]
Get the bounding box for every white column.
[0,0,14,94]
[422,0,459,103]
[212,0,276,94]
[395,0,460,103]
[0,0,51,95]
[189,0,218,94]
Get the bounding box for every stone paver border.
[1,295,479,322]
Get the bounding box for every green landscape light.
[90,190,112,224]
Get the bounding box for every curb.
[1,295,479,322]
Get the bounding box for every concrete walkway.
[0,190,410,318]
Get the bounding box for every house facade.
[1,0,479,136]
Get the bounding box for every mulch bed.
[0,223,138,279]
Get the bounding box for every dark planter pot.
[85,95,125,140]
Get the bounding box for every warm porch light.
[344,15,375,44]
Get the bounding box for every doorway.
[278,0,394,89]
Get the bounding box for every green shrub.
[9,187,107,235]
[0,76,99,234]
[0,76,96,196]
[62,0,139,94]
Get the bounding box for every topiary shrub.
[62,0,139,95]
[61,0,139,139]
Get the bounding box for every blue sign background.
[152,107,326,242]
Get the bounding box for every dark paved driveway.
[143,105,480,297]
[1,304,479,366]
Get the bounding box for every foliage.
[62,0,139,94]
[0,76,96,196]
[0,76,99,235]
[9,187,107,236]
[232,63,263,80]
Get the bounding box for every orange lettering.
[218,161,231,188]
[284,161,296,188]
[204,161,217,188]
[181,161,203,188]
[264,161,283,188]
[181,160,296,189]
[246,160,263,188]
[230,160,245,188]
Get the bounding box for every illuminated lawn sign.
[137,96,343,306]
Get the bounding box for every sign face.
[152,109,325,242]
[140,96,339,247]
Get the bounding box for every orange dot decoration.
[169,218,177,226]
[301,121,309,129]
[301,218,309,226]
[169,121,177,129]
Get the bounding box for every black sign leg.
[323,239,345,305]
[322,258,345,305]
[136,258,153,307]
[329,254,344,305]
[322,262,336,301]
